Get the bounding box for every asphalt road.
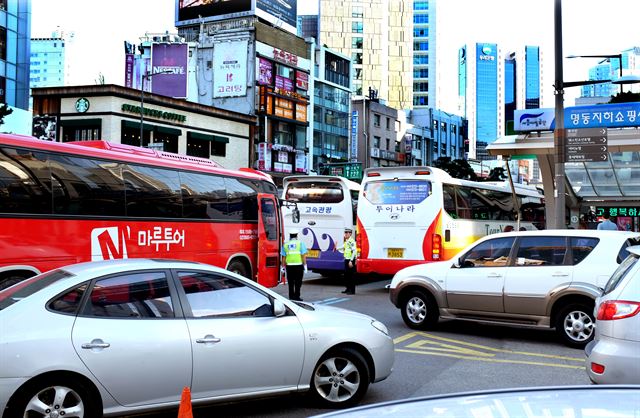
[143,272,591,418]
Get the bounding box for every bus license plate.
[387,248,404,258]
[307,250,320,258]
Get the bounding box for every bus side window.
[443,185,457,218]
[456,187,472,219]
[350,190,359,225]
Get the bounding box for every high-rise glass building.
[297,15,318,43]
[1,0,31,111]
[580,47,640,98]
[413,0,429,108]
[459,43,543,160]
[30,37,65,88]
[319,0,413,110]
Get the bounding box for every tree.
[486,167,508,181]
[0,103,13,127]
[433,156,478,180]
[608,91,640,104]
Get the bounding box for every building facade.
[319,0,413,110]
[580,47,640,98]
[413,0,430,108]
[176,17,312,185]
[460,42,543,160]
[30,37,65,89]
[312,44,352,170]
[1,0,30,111]
[31,85,255,170]
[297,15,318,43]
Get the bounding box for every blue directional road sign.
[565,128,608,163]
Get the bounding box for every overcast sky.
[31,0,639,107]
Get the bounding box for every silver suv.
[389,230,640,348]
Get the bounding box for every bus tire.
[401,290,439,330]
[0,272,34,291]
[228,259,251,280]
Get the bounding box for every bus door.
[256,194,280,287]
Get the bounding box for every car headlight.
[371,319,389,336]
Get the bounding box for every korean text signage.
[258,58,273,85]
[121,104,187,123]
[151,43,188,99]
[514,108,555,131]
[565,102,640,129]
[597,207,640,218]
[350,111,358,161]
[214,39,248,98]
[565,128,608,163]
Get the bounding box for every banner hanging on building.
[214,39,248,98]
[350,110,359,162]
[150,43,188,98]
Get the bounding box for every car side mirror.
[273,299,286,317]
[452,258,461,268]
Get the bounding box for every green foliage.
[433,157,478,180]
[487,167,508,181]
[0,103,13,126]
[608,91,640,104]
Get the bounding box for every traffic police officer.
[281,229,307,301]
[337,227,357,295]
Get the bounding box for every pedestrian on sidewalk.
[281,229,307,301]
[336,227,357,295]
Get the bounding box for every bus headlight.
[371,319,389,336]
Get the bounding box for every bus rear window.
[285,182,344,204]
[364,180,431,205]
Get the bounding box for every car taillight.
[596,300,640,320]
[432,234,442,260]
[591,362,605,374]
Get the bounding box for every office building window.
[352,22,363,33]
[374,136,381,148]
[352,37,363,49]
[373,114,380,127]
[352,6,363,17]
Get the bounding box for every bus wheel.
[228,259,251,280]
[0,272,33,291]
[401,290,439,330]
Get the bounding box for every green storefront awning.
[122,120,153,131]
[60,118,102,127]
[188,131,229,143]
[155,126,182,136]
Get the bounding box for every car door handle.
[81,341,110,349]
[196,335,221,344]
[487,273,503,278]
[552,273,570,277]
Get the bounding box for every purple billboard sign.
[151,43,188,98]
[258,58,273,85]
[124,53,134,88]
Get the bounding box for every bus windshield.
[363,180,431,205]
[285,182,344,203]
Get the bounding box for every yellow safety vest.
[343,237,356,260]
[284,240,303,265]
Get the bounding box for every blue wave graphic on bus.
[302,227,344,272]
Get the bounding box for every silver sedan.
[0,259,394,417]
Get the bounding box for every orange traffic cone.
[177,386,193,418]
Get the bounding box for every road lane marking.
[394,331,585,369]
[313,297,350,305]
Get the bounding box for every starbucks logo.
[75,97,90,113]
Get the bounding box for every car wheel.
[309,348,370,408]
[7,376,101,418]
[401,290,439,330]
[227,259,251,279]
[555,303,595,348]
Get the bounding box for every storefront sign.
[350,111,358,162]
[275,75,294,92]
[295,152,307,173]
[214,39,248,98]
[258,58,273,85]
[296,71,309,90]
[257,142,272,171]
[272,48,298,66]
[121,104,187,123]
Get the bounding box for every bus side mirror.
[292,208,300,224]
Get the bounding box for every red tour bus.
[0,134,283,289]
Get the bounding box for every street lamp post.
[139,70,171,147]
[567,53,623,94]
[553,0,614,229]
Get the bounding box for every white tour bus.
[356,166,545,276]
[282,175,360,276]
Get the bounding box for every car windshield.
[0,269,74,311]
[603,253,639,295]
